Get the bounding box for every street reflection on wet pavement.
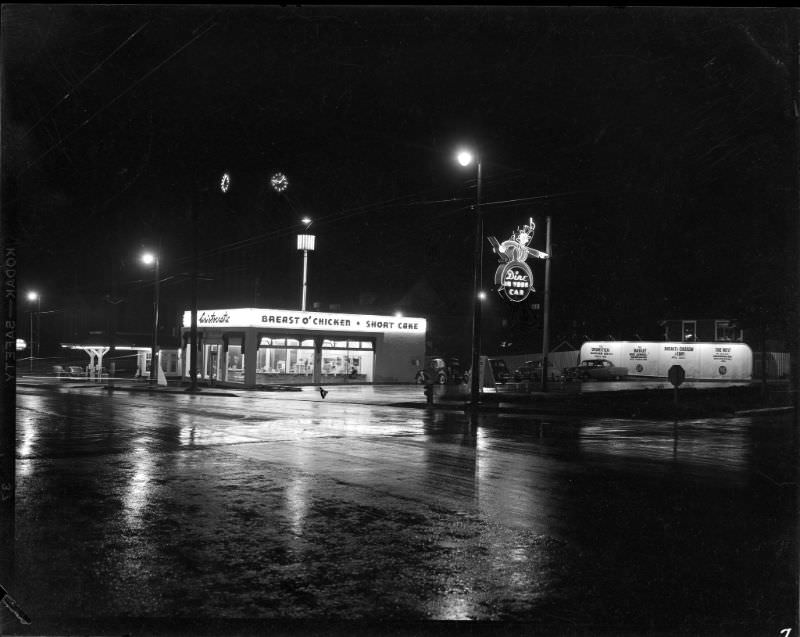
[7,384,797,633]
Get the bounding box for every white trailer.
[579,341,753,381]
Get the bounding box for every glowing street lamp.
[456,150,474,167]
[26,291,40,373]
[297,217,315,312]
[455,147,483,407]
[141,252,160,383]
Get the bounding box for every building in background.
[659,318,744,343]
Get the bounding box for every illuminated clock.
[270,172,289,192]
[220,172,231,193]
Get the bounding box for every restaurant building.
[180,307,426,387]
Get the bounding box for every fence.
[499,351,580,376]
[752,352,791,379]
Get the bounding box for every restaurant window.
[321,338,374,381]
[257,334,315,383]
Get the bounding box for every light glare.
[456,150,474,167]
[27,291,38,301]
[141,253,155,265]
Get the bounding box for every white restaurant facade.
[179,308,426,387]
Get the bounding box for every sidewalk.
[16,375,795,418]
[15,375,241,397]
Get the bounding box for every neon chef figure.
[488,217,549,263]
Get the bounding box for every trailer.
[579,341,753,381]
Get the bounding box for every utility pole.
[188,191,200,393]
[470,158,483,408]
[540,216,552,392]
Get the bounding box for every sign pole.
[668,364,685,405]
[540,215,552,393]
[188,191,199,393]
[301,249,309,312]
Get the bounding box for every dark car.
[564,359,628,381]
[415,357,463,384]
[513,360,564,382]
[462,357,511,384]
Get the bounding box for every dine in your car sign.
[487,217,549,303]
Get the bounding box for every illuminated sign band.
[183,308,426,334]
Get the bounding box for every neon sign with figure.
[487,218,549,303]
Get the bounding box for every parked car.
[463,357,511,384]
[513,360,564,382]
[415,357,462,384]
[563,359,628,381]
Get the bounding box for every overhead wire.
[175,184,595,267]
[173,156,601,265]
[189,186,473,262]
[21,17,218,175]
[22,21,151,140]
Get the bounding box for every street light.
[26,291,39,373]
[455,147,483,407]
[141,252,160,383]
[297,217,315,312]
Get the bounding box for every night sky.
[2,6,796,357]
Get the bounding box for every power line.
[21,18,217,175]
[178,184,593,264]
[22,21,151,140]
[482,189,598,208]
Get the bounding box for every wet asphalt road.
[4,383,797,635]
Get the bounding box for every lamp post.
[26,291,39,373]
[141,252,160,383]
[297,217,315,312]
[456,148,483,407]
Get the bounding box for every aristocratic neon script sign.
[183,308,426,333]
[487,218,549,303]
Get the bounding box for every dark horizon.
[3,5,797,358]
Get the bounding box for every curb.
[106,386,240,398]
[733,406,795,416]
[16,381,240,397]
